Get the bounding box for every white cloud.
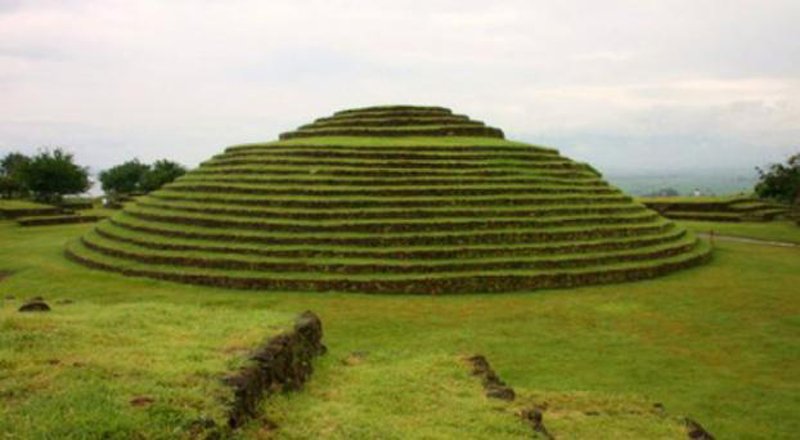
[0,0,798,174]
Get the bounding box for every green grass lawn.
[1,220,798,438]
[679,220,800,244]
[0,222,294,438]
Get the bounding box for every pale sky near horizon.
[1,0,798,176]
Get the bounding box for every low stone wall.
[225,311,327,429]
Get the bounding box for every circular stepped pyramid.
[66,105,710,294]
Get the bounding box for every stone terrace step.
[95,220,687,260]
[65,238,711,294]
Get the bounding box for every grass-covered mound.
[640,195,790,222]
[67,105,710,293]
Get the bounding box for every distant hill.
[606,168,757,197]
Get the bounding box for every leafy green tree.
[99,160,150,195]
[19,149,90,203]
[755,153,800,205]
[99,159,186,196]
[0,152,31,198]
[140,159,186,192]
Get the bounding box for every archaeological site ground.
[1,106,798,439]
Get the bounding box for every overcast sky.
[1,0,798,176]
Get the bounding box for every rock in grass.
[485,384,515,401]
[466,354,516,401]
[18,301,50,312]
[685,418,715,439]
[519,408,553,439]
[4,295,14,300]
[466,354,492,376]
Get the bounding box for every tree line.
[98,159,186,197]
[1,149,185,203]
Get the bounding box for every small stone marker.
[19,301,50,312]
[485,385,515,400]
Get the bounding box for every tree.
[755,153,800,205]
[99,158,186,196]
[140,159,186,192]
[0,152,31,198]
[19,148,90,203]
[99,160,150,195]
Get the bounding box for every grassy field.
[1,220,798,438]
[0,222,295,438]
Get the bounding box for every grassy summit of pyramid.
[279,105,505,140]
[66,105,710,294]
